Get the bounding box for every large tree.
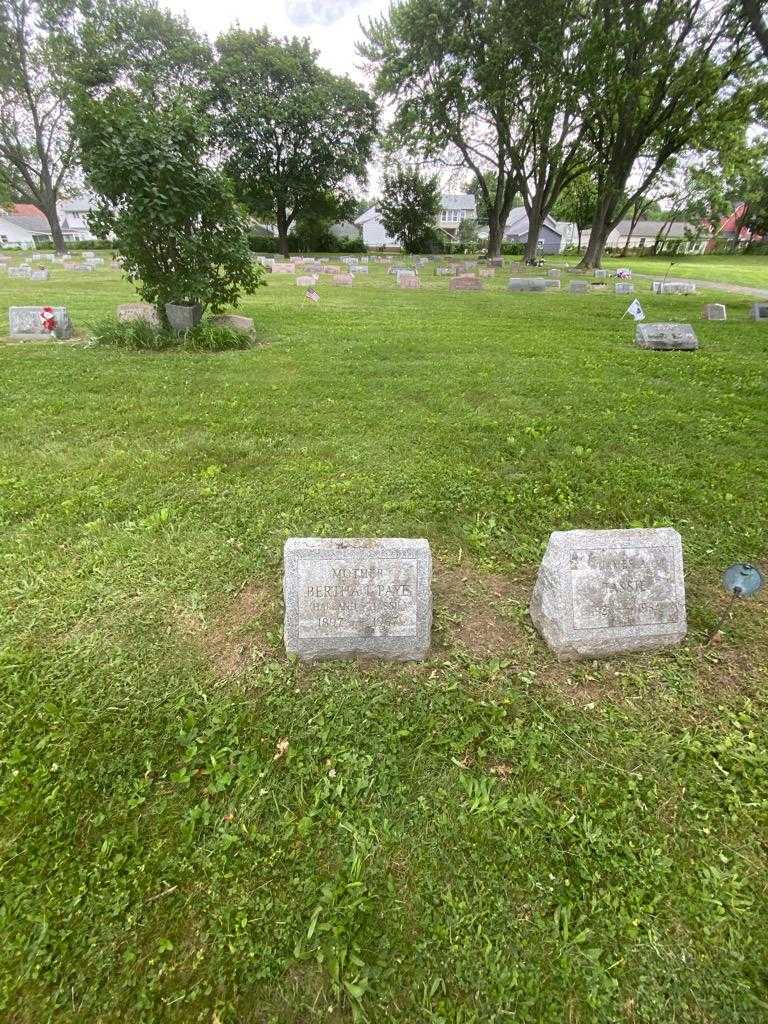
[361,0,590,260]
[378,166,441,252]
[0,0,78,252]
[212,30,377,257]
[575,0,753,268]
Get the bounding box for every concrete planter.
[164,302,202,331]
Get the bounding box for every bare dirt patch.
[181,581,282,679]
[432,557,533,658]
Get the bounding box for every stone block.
[702,303,727,321]
[615,282,634,294]
[530,528,687,661]
[283,537,432,661]
[449,274,482,291]
[547,268,561,277]
[296,275,317,287]
[117,303,160,327]
[332,273,355,285]
[749,302,768,321]
[594,269,607,279]
[398,275,421,289]
[651,281,696,294]
[9,305,73,340]
[210,314,254,333]
[507,277,547,292]
[635,322,698,351]
[569,280,589,293]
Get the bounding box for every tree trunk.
[486,215,503,258]
[575,187,622,270]
[523,197,547,263]
[576,228,582,254]
[37,193,66,254]
[276,207,290,257]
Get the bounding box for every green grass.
[1,256,768,1023]
[565,252,768,290]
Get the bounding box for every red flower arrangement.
[39,307,57,334]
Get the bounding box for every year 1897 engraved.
[297,558,419,639]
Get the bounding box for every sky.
[161,0,389,83]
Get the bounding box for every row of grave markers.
[283,529,687,663]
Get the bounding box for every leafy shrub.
[501,242,525,255]
[91,318,250,353]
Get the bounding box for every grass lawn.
[561,252,768,290]
[1,256,768,1023]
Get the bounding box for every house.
[435,194,477,238]
[0,196,98,248]
[597,219,708,254]
[58,197,99,241]
[715,203,765,248]
[493,208,563,254]
[354,193,478,249]
[0,204,52,248]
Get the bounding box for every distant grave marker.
[702,303,726,321]
[9,305,73,340]
[117,303,159,326]
[635,322,698,351]
[449,274,482,291]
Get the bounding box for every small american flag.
[305,288,320,303]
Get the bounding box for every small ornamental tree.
[378,167,441,253]
[70,1,260,320]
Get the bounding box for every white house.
[58,197,99,240]
[0,196,98,248]
[355,193,477,249]
[583,219,709,254]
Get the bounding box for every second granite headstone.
[530,527,687,660]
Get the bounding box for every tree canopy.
[212,29,377,257]
[0,0,79,251]
[361,0,590,259]
[378,167,441,253]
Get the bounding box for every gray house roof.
[440,193,476,211]
[504,208,561,237]
[0,211,50,234]
[617,219,699,238]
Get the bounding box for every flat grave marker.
[117,303,159,326]
[635,322,698,351]
[9,305,73,340]
[449,274,482,291]
[283,538,432,661]
[702,303,727,321]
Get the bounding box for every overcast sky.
[162,0,388,83]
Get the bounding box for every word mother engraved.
[530,528,687,661]
[284,538,432,661]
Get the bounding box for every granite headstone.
[635,322,698,351]
[530,527,687,660]
[283,538,432,661]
